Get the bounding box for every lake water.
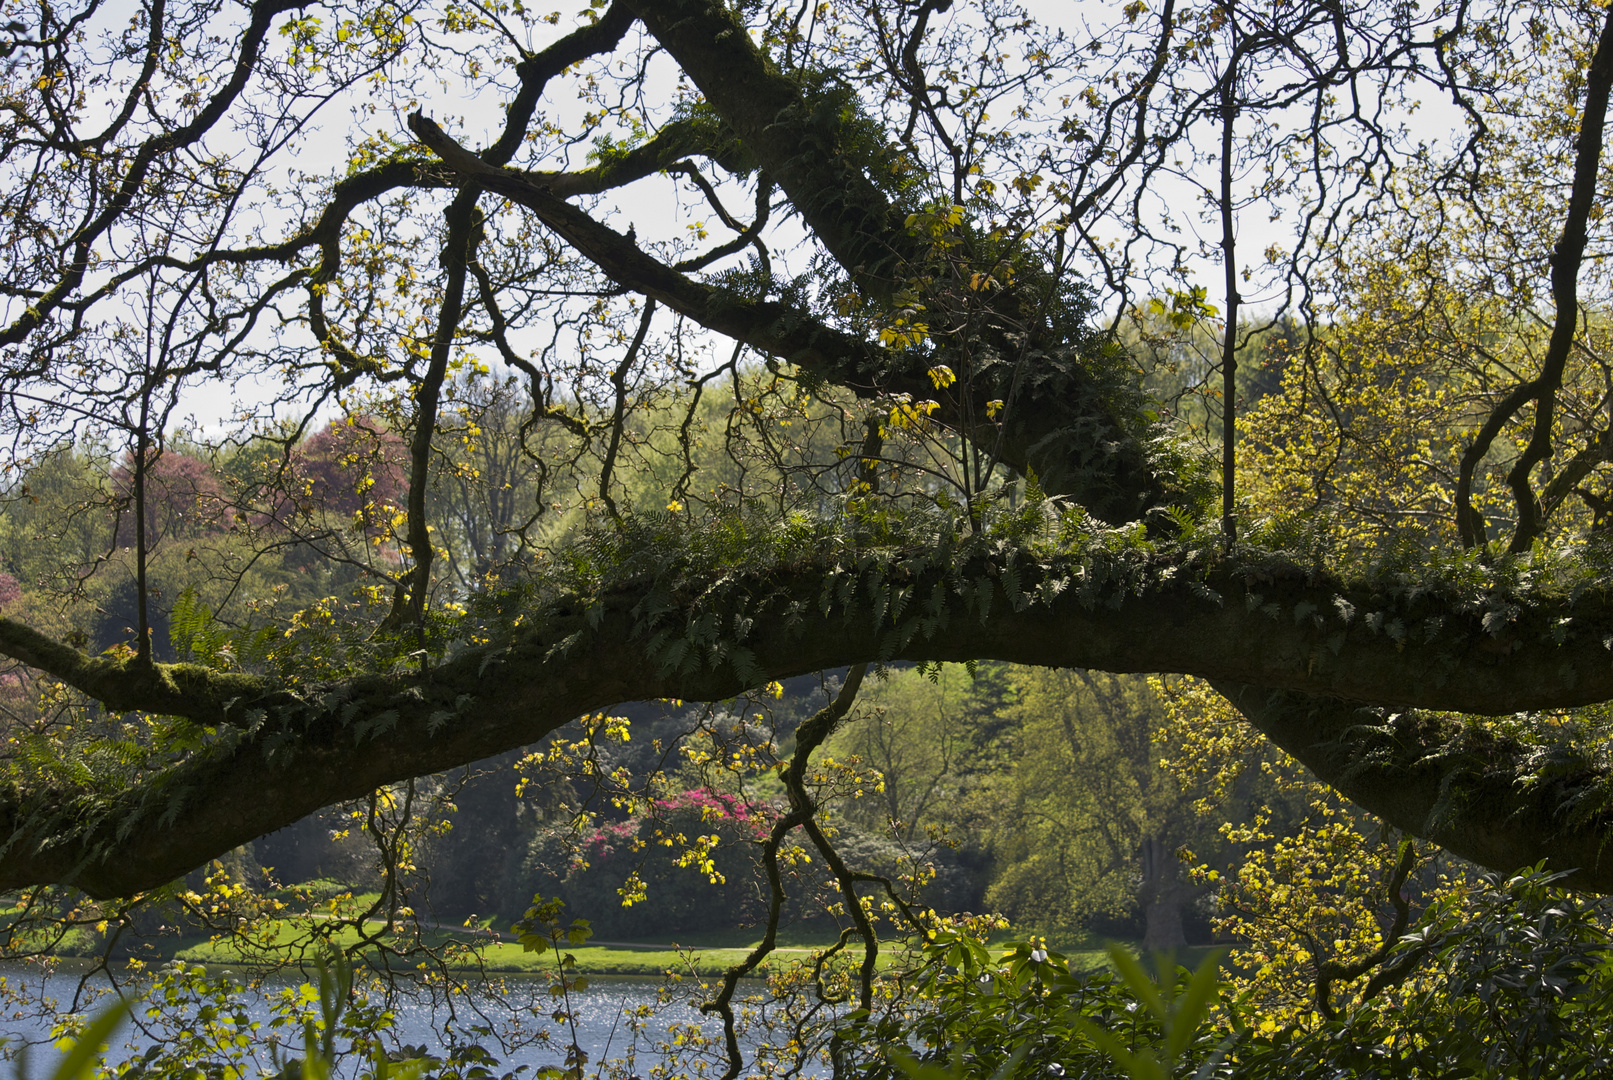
[0,966,815,1078]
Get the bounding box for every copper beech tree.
[3,0,1613,905]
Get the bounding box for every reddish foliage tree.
[296,418,409,527]
[258,418,408,536]
[111,451,226,550]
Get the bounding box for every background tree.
[985,670,1203,950]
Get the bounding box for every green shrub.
[834,867,1613,1080]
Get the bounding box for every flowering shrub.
[648,789,775,838]
[575,790,774,867]
[523,788,790,938]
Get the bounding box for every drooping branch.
[1215,682,1613,897]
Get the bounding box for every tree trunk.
[1139,834,1188,951]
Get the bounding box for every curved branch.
[394,192,485,627]
[12,541,1613,895]
[407,113,1184,522]
[485,2,638,165]
[1457,6,1613,551]
[597,300,657,520]
[1216,682,1613,903]
[701,664,868,1080]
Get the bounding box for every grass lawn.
[26,886,1221,982]
[167,918,909,977]
[165,918,1188,980]
[170,934,892,978]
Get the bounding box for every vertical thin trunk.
[1139,834,1188,951]
[133,397,152,667]
[1218,55,1240,551]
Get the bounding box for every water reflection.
[0,966,789,1078]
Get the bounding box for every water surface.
[0,966,791,1077]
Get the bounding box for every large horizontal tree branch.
[0,619,279,726]
[8,539,1613,895]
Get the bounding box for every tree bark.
[1139,834,1189,951]
[9,547,1613,896]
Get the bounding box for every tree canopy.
[4,0,1613,902]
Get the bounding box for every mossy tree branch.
[10,544,1613,895]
